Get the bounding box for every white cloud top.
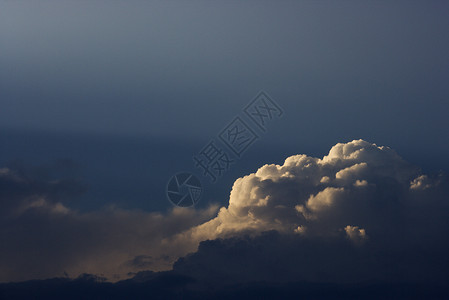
[175,139,432,245]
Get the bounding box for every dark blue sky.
[1,1,448,212]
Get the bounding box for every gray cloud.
[0,164,218,282]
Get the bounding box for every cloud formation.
[173,140,445,242]
[1,140,448,284]
[0,165,218,282]
[170,139,449,284]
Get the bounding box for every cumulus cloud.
[173,139,445,242]
[295,187,346,220]
[1,140,448,285]
[168,139,449,284]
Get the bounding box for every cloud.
[1,140,448,285]
[410,174,433,190]
[0,161,87,218]
[295,187,346,220]
[344,225,368,244]
[0,163,218,282]
[173,140,445,242]
[168,139,449,284]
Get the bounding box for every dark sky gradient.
[1,1,448,139]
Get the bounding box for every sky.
[0,1,449,298]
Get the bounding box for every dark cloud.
[0,162,87,218]
[173,230,449,286]
[1,271,449,300]
[126,255,153,269]
[0,162,218,282]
